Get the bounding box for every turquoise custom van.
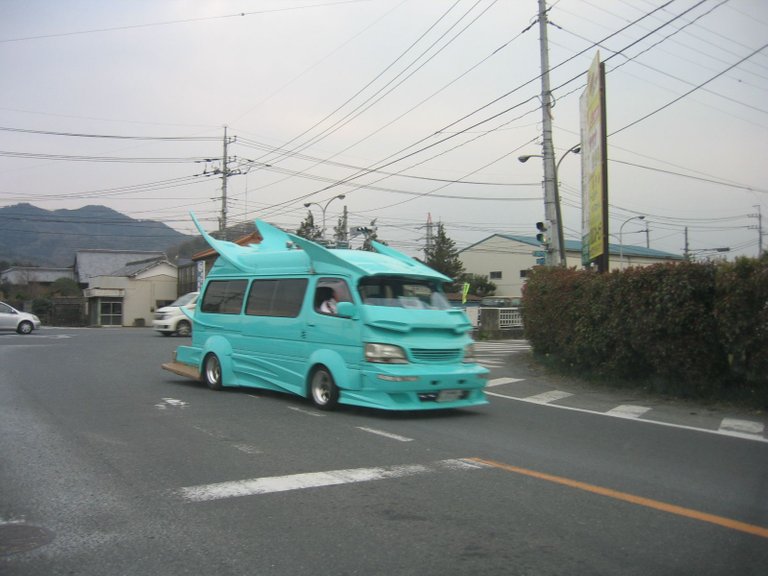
[162,216,489,411]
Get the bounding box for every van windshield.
[358,276,450,310]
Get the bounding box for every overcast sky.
[1,0,766,259]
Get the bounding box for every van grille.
[410,348,462,363]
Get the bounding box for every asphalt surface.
[1,328,766,575]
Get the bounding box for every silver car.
[0,301,42,334]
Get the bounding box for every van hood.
[362,306,472,335]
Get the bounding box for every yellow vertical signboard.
[580,52,608,267]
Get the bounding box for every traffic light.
[536,221,550,246]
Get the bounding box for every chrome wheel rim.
[311,372,331,405]
[205,356,220,385]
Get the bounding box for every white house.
[459,235,683,298]
[84,256,178,327]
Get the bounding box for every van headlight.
[462,343,477,363]
[365,343,408,364]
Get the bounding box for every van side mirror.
[336,301,357,319]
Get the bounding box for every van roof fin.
[370,240,451,282]
[285,231,366,275]
[190,212,249,272]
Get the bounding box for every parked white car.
[152,292,198,337]
[0,301,42,334]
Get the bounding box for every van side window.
[314,278,351,315]
[201,280,247,314]
[246,279,308,318]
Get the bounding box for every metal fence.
[498,307,523,329]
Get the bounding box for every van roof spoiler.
[190,213,451,282]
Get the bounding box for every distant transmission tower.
[423,213,434,258]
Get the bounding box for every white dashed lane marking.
[719,418,765,437]
[525,390,574,404]
[605,405,652,419]
[357,427,413,442]
[487,377,525,387]
[155,398,188,410]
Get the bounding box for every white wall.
[461,236,683,298]
[459,236,535,298]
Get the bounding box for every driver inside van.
[316,287,338,315]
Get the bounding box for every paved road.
[1,329,767,575]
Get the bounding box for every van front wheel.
[309,367,339,410]
[203,353,223,391]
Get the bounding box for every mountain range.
[0,204,192,267]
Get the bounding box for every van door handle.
[307,322,316,327]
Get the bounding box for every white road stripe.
[486,392,768,444]
[179,459,486,502]
[487,377,525,387]
[155,398,188,410]
[605,405,652,419]
[525,390,573,404]
[287,406,325,417]
[357,427,413,442]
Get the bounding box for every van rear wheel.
[202,353,223,391]
[309,367,339,410]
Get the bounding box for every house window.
[520,270,529,278]
[489,271,502,280]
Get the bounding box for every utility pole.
[684,226,690,261]
[219,126,231,238]
[749,205,764,257]
[537,0,565,267]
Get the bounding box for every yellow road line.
[467,457,768,539]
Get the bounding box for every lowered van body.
[162,216,488,411]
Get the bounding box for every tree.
[296,211,323,242]
[424,222,465,285]
[332,206,349,247]
[50,277,81,296]
[460,273,496,297]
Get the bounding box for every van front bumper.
[342,363,489,410]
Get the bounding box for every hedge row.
[521,257,768,404]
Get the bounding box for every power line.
[611,41,768,136]
[0,126,218,141]
[0,1,374,44]
[0,150,211,163]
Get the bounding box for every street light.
[688,247,730,261]
[304,194,346,240]
[619,215,646,268]
[518,144,581,267]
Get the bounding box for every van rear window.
[201,280,247,314]
[246,279,307,317]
